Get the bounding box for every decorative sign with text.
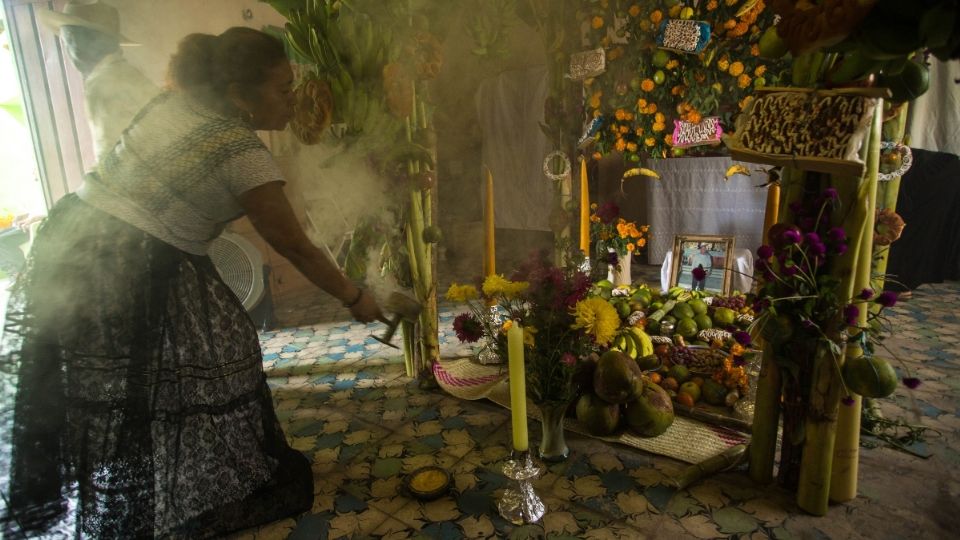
[569,48,606,81]
[672,116,723,148]
[723,88,884,177]
[656,19,712,54]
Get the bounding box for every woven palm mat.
[434,358,748,464]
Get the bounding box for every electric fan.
[209,231,266,312]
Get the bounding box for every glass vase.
[537,401,570,462]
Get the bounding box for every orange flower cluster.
[583,0,785,161]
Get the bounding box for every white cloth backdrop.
[475,66,553,231]
[640,156,767,264]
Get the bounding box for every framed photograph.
[670,235,736,295]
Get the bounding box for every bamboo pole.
[830,103,884,502]
[796,104,883,515]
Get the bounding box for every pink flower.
[843,304,859,326]
[692,266,707,280]
[757,245,774,259]
[859,288,874,300]
[561,352,577,366]
[876,291,898,308]
[453,313,484,343]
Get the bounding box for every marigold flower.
[619,125,629,134]
[718,58,730,72]
[615,138,627,152]
[646,102,657,114]
[738,73,752,88]
[641,79,655,92]
[592,151,602,160]
[666,59,679,70]
[615,108,626,121]
[653,122,665,132]
[628,4,641,17]
[571,297,620,346]
[688,111,702,124]
[707,0,718,10]
[637,98,648,109]
[730,22,749,37]
[627,243,635,252]
[589,92,602,109]
[664,134,673,145]
[755,65,767,77]
[655,112,665,123]
[608,47,623,61]
[729,61,745,76]
[626,142,638,152]
[669,4,681,17]
[645,137,656,147]
[635,127,644,136]
[650,10,663,23]
[724,19,737,30]
[637,238,647,247]
[592,16,604,29]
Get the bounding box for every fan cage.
[209,232,265,311]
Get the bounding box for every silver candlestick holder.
[497,450,546,525]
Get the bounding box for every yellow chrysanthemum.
[482,275,529,299]
[571,298,620,346]
[444,283,479,302]
[729,61,745,77]
[591,16,604,29]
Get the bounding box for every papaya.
[593,350,644,404]
[842,355,898,398]
[575,393,622,436]
[624,382,675,437]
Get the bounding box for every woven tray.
[433,359,749,464]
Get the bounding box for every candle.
[507,322,529,452]
[484,167,496,277]
[762,181,780,245]
[579,156,590,255]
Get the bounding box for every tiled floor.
[227,276,959,539]
[2,272,957,539]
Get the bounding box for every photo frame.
[670,235,736,295]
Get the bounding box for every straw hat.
[38,0,139,46]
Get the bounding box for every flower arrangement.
[446,253,614,405]
[752,187,910,391]
[589,201,650,264]
[579,0,788,162]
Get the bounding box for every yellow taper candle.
[484,167,496,277]
[507,322,529,452]
[579,157,590,255]
[762,180,781,245]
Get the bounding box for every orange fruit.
[648,372,663,385]
[676,392,695,407]
[661,376,679,392]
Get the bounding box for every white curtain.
[906,59,960,156]
[475,66,553,231]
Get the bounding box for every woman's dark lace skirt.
[0,195,312,538]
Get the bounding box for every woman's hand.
[347,289,384,323]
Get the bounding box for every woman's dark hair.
[168,27,286,113]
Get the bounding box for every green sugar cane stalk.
[749,166,803,484]
[870,104,909,301]
[830,101,886,503]
[796,104,882,516]
[748,339,781,484]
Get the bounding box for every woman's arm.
[238,181,382,322]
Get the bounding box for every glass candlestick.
[497,451,546,525]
